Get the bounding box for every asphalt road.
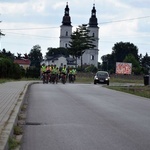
[21,83,150,150]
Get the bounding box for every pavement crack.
[25,122,42,126]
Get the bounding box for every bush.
[76,64,98,73]
[26,66,40,78]
[0,56,22,79]
[12,63,22,79]
[85,65,97,73]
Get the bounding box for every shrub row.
[0,57,23,79]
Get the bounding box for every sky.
[0,0,150,62]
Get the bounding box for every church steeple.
[89,4,98,27]
[62,2,71,26]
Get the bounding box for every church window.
[92,12,95,16]
[66,31,68,36]
[91,55,94,60]
[92,33,95,37]
[65,43,68,48]
[66,11,69,14]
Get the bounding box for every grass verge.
[107,86,150,99]
[0,78,14,83]
[76,76,93,84]
[8,137,20,150]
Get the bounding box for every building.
[41,55,76,67]
[14,58,30,70]
[42,3,99,68]
[60,3,99,67]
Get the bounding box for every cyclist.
[61,65,67,83]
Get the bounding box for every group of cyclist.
[40,64,77,84]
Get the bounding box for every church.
[42,3,99,68]
[60,3,99,67]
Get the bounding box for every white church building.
[42,3,99,68]
[60,3,99,67]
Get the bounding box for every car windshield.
[96,72,108,77]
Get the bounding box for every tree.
[101,54,115,73]
[101,42,139,73]
[28,45,43,68]
[1,48,14,60]
[46,47,69,57]
[112,42,139,62]
[141,53,150,74]
[16,53,22,59]
[28,45,43,78]
[0,55,22,79]
[124,54,141,74]
[68,24,96,68]
[23,53,29,59]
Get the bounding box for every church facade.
[60,3,99,67]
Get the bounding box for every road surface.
[21,83,150,150]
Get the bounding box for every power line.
[99,16,150,25]
[2,26,59,31]
[1,15,150,31]
[5,31,58,39]
[1,15,150,48]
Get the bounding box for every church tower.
[60,2,72,48]
[82,4,99,67]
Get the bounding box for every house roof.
[66,57,76,62]
[14,59,30,65]
[46,54,67,61]
[43,55,77,66]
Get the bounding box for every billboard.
[116,62,132,74]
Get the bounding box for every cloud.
[122,0,150,8]
[0,0,27,3]
[0,0,149,60]
[52,1,66,9]
[32,1,46,13]
[0,0,49,16]
[0,2,28,15]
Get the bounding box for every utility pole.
[0,19,5,51]
[148,65,150,85]
[149,68,150,85]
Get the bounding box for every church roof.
[62,2,71,26]
[89,4,98,27]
